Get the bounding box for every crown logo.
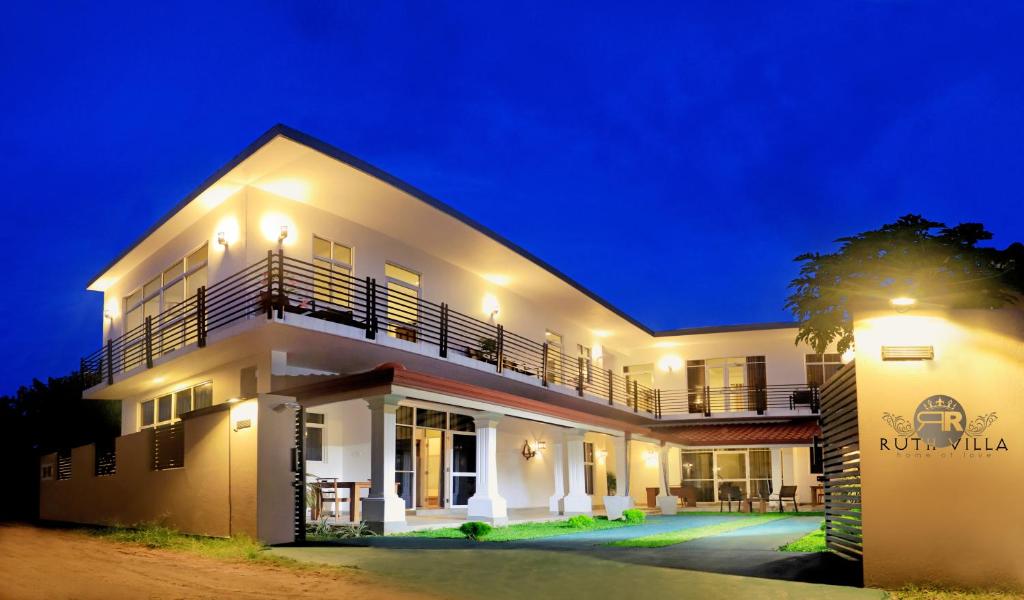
[923,396,959,412]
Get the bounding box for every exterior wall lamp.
[217,231,228,248]
[889,296,917,313]
[522,440,537,460]
[278,225,289,242]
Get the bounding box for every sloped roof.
[658,420,821,446]
[87,123,796,337]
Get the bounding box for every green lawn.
[778,527,827,552]
[888,585,1024,599]
[88,524,327,570]
[400,517,634,542]
[608,514,790,548]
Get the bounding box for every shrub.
[459,521,493,541]
[567,515,595,529]
[622,509,646,524]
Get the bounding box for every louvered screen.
[152,422,185,470]
[818,361,862,560]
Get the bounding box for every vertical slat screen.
[818,360,862,560]
[293,406,306,543]
[94,438,117,476]
[56,449,72,480]
[152,422,185,470]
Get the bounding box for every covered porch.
[275,364,648,534]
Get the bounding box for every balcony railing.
[81,250,818,420]
[658,384,820,416]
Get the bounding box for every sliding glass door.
[449,432,477,507]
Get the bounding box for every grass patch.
[88,523,331,570]
[778,527,827,552]
[887,585,1024,599]
[667,511,825,517]
[399,516,633,542]
[608,514,789,548]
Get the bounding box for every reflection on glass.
[451,434,476,474]
[452,476,476,506]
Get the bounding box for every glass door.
[448,431,477,507]
[714,450,749,501]
[706,357,746,412]
[416,429,445,509]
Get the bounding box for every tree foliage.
[786,215,1023,353]
[0,372,120,519]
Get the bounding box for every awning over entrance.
[655,420,821,446]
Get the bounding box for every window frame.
[544,330,563,384]
[121,243,209,363]
[583,441,595,495]
[139,380,213,430]
[384,262,422,337]
[305,412,327,463]
[312,235,355,308]
[805,353,842,387]
[577,344,593,383]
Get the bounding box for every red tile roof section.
[658,421,820,446]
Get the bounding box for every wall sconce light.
[103,308,114,321]
[217,231,228,248]
[643,450,658,467]
[889,296,917,313]
[658,355,683,373]
[522,440,537,460]
[278,225,289,242]
[482,293,501,322]
[536,440,546,451]
[595,448,608,464]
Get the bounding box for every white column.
[770,447,784,496]
[548,441,565,514]
[466,413,508,525]
[603,433,634,520]
[361,395,406,534]
[562,429,592,515]
[656,443,678,514]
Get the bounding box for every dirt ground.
[0,524,434,600]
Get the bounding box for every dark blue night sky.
[2,2,1022,393]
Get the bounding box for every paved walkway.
[272,514,876,598]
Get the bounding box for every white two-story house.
[40,125,841,542]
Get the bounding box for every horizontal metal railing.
[81,250,811,420]
[658,384,819,416]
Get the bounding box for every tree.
[786,215,1023,354]
[0,372,120,520]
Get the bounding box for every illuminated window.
[577,344,593,383]
[623,363,653,389]
[583,442,595,495]
[305,412,326,462]
[121,243,208,365]
[385,263,421,340]
[140,381,212,430]
[545,330,563,384]
[805,353,842,387]
[312,236,354,307]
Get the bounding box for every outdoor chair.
[718,483,742,512]
[770,485,798,512]
[789,390,815,411]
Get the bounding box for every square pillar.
[562,429,592,515]
[548,441,565,514]
[656,443,678,515]
[770,447,784,495]
[466,413,508,525]
[361,395,406,534]
[603,433,634,520]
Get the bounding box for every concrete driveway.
[271,515,879,600]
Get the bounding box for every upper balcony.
[81,250,820,422]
